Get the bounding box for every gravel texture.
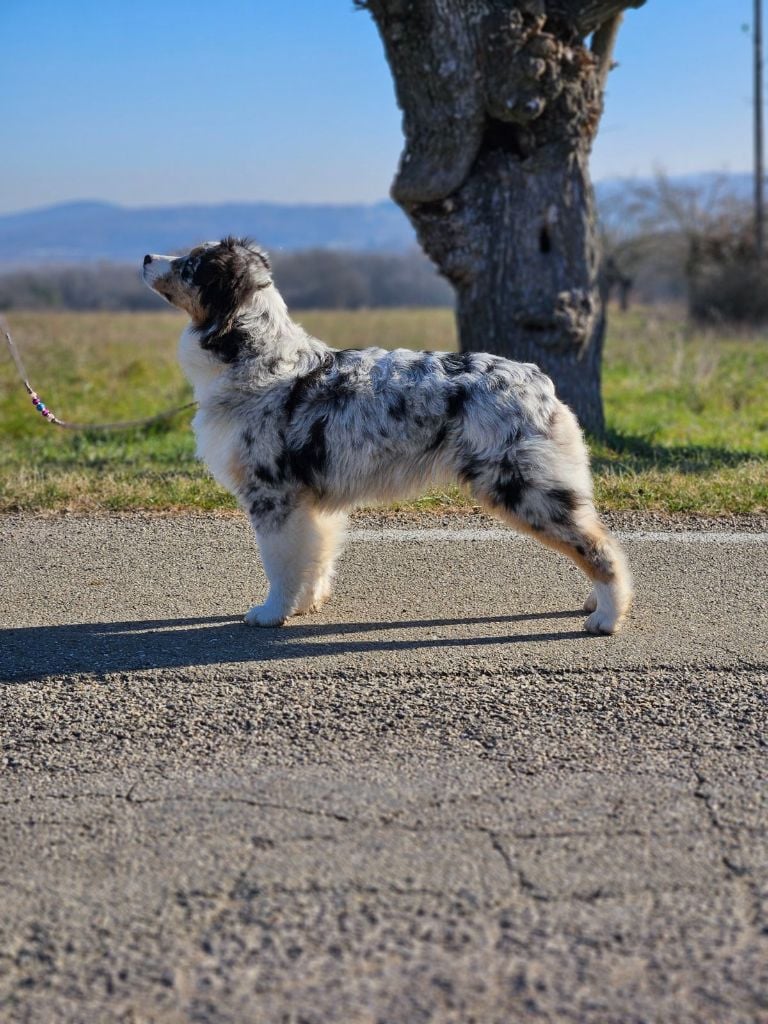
[1,512,766,1023]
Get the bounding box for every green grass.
[593,308,768,513]
[0,307,766,514]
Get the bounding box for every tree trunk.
[358,0,645,437]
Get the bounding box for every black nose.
[143,254,152,266]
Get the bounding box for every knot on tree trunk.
[556,287,596,350]
[367,1,606,207]
[463,287,594,354]
[481,7,599,139]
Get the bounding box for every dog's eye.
[191,261,217,287]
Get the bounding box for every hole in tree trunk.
[476,118,530,160]
[539,226,552,253]
[520,318,554,332]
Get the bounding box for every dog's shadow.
[0,609,592,683]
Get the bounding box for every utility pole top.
[755,0,764,261]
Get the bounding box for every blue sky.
[0,0,758,213]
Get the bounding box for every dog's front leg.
[245,512,305,627]
[245,503,319,627]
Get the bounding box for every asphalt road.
[1,512,767,1024]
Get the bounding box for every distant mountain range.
[0,199,416,269]
[0,173,754,269]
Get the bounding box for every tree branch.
[549,0,646,37]
[590,12,623,95]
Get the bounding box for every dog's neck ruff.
[236,286,305,354]
[187,287,329,402]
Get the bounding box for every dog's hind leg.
[471,406,632,634]
[533,507,632,635]
[483,486,632,634]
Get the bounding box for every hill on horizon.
[0,172,754,269]
[0,199,416,269]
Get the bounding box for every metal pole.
[756,0,764,261]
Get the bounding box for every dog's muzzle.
[142,254,174,286]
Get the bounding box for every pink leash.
[3,325,196,431]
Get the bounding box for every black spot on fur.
[200,326,249,364]
[274,449,289,482]
[426,424,448,452]
[286,418,327,487]
[547,487,580,525]
[249,494,276,518]
[446,384,471,419]
[441,352,474,377]
[388,392,408,420]
[285,355,334,418]
[254,463,278,486]
[242,428,255,449]
[333,349,362,366]
[248,491,293,527]
[460,457,483,483]
[494,462,527,512]
[410,354,433,379]
[324,371,357,406]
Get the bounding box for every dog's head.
[142,237,273,333]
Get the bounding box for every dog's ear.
[219,237,272,308]
[239,238,272,291]
[194,237,272,329]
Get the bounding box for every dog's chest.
[192,408,249,496]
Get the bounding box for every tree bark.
[358,0,645,436]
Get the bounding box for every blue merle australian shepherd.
[143,238,632,633]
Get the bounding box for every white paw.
[309,578,333,611]
[294,577,334,616]
[244,603,287,628]
[583,589,598,613]
[584,609,620,635]
[292,594,322,617]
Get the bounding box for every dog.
[142,237,632,633]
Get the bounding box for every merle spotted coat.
[143,237,632,631]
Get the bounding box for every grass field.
[1,307,766,515]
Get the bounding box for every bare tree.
[357,0,646,435]
[606,171,766,320]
